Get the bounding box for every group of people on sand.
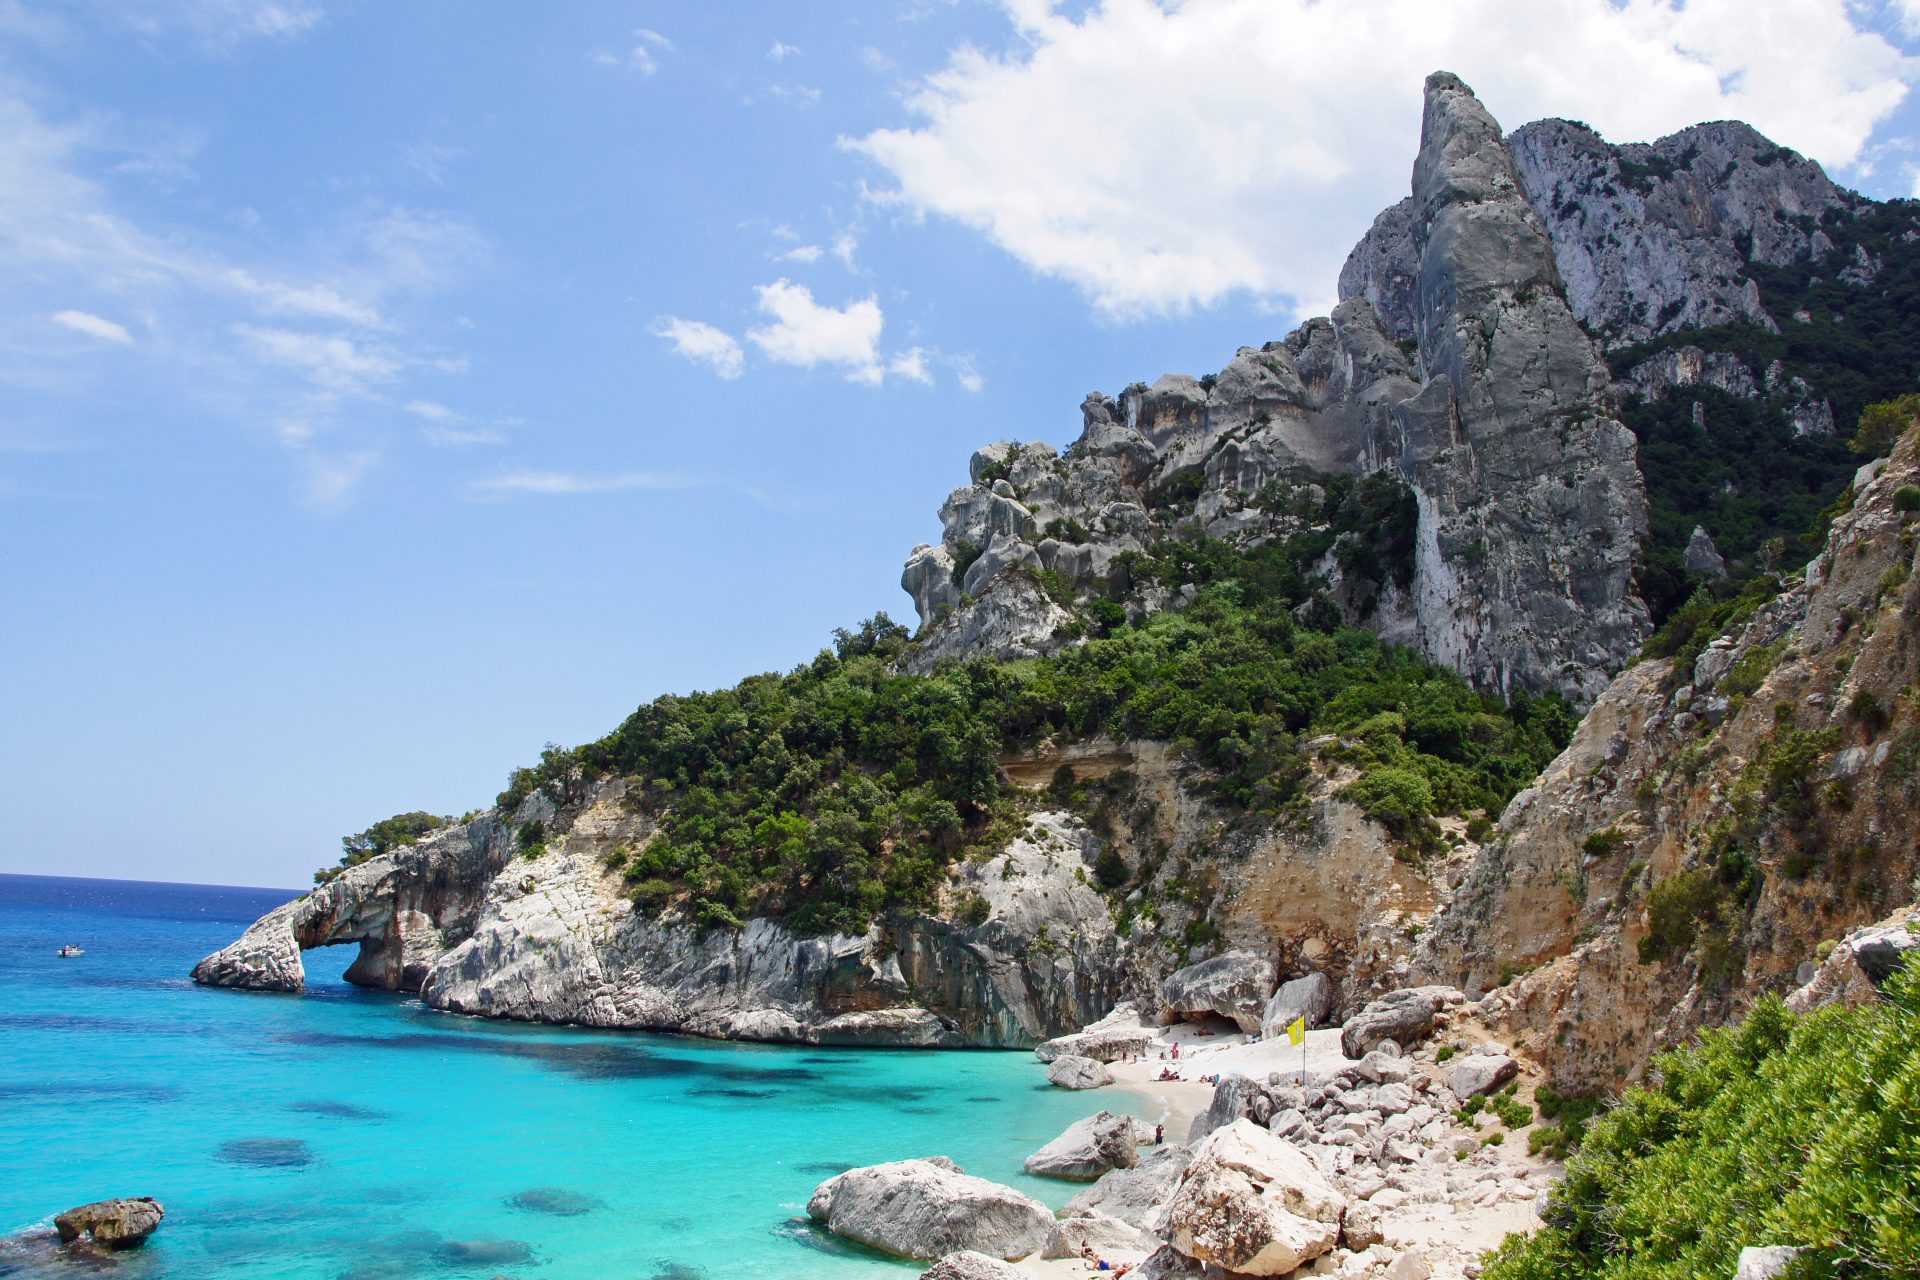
[1080,1243,1132,1273]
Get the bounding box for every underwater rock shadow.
[505,1187,605,1217]
[274,1028,823,1087]
[215,1137,316,1169]
[287,1099,389,1122]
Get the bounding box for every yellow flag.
[1287,1016,1306,1046]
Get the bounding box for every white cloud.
[747,279,887,382]
[598,26,674,74]
[831,232,859,270]
[52,309,132,343]
[293,446,379,509]
[234,325,401,393]
[950,355,984,393]
[404,398,456,423]
[846,0,1918,318]
[769,40,801,60]
[888,347,934,384]
[423,425,505,448]
[650,316,746,380]
[471,469,698,497]
[779,243,825,263]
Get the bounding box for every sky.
[6,0,1920,890]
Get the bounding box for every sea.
[0,874,1150,1279]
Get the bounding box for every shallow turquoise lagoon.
[0,874,1148,1279]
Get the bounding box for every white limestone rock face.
[807,1158,1053,1262]
[1339,986,1463,1060]
[1039,1212,1153,1261]
[1161,1120,1347,1276]
[1787,904,1920,1013]
[192,816,511,993]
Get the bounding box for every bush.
[1638,868,1727,963]
[1345,766,1439,852]
[315,811,451,884]
[1852,392,1920,456]
[1895,483,1920,514]
[1485,963,1920,1280]
[1581,827,1627,859]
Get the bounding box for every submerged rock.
[53,1197,164,1250]
[807,1157,1052,1261]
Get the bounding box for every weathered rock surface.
[1037,1004,1158,1064]
[1734,1245,1805,1280]
[1260,973,1332,1038]
[52,1198,165,1251]
[1040,1212,1153,1261]
[1161,1120,1346,1276]
[1025,1111,1148,1181]
[1340,986,1461,1060]
[1445,1054,1519,1098]
[1047,1054,1115,1090]
[1063,1144,1195,1231]
[807,1158,1052,1261]
[1788,905,1920,1013]
[191,816,510,992]
[918,1251,1028,1280]
[1160,950,1275,1033]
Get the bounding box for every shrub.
[1344,766,1439,853]
[953,890,992,927]
[1852,392,1920,456]
[1638,868,1727,963]
[1895,483,1920,514]
[1485,963,1920,1280]
[1581,827,1627,859]
[315,811,452,884]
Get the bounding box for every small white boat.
[56,945,84,958]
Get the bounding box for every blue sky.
[7,0,1920,889]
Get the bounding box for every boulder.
[1036,1004,1156,1064]
[1339,986,1461,1059]
[807,1158,1052,1261]
[1059,1143,1190,1235]
[1735,1246,1804,1280]
[1040,1212,1152,1260]
[919,1251,1028,1280]
[1161,1120,1347,1276]
[1259,973,1332,1038]
[1788,909,1920,1013]
[53,1198,165,1250]
[1025,1111,1145,1181]
[1340,1199,1384,1250]
[1047,1054,1115,1090]
[1386,1252,1433,1280]
[1445,1053,1519,1098]
[1160,951,1275,1033]
[1135,1244,1208,1280]
[1187,1073,1280,1143]
[1064,1144,1194,1230]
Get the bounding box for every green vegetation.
[315,810,451,884]
[1638,575,1780,680]
[485,546,1573,934]
[1528,1085,1605,1160]
[1486,962,1920,1279]
[1611,201,1920,624]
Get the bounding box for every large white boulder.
[1160,951,1275,1033]
[807,1157,1052,1261]
[919,1251,1028,1280]
[1040,1211,1153,1260]
[1047,1054,1115,1090]
[1063,1143,1194,1230]
[1161,1120,1347,1276]
[1260,973,1332,1038]
[1025,1111,1149,1181]
[1445,1053,1519,1098]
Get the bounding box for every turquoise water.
[0,874,1147,1279]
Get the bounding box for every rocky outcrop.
[1508,120,1852,344]
[919,1251,1028,1280]
[807,1158,1052,1261]
[1041,1213,1154,1261]
[191,816,509,992]
[1159,950,1275,1033]
[904,74,1649,706]
[1787,904,1920,1013]
[53,1198,164,1251]
[1161,1120,1347,1276]
[1417,427,1920,1090]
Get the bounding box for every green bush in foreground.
[1485,963,1920,1280]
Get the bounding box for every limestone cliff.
[903,75,1648,706]
[1416,434,1920,1091]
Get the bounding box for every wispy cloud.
[769,40,801,60]
[52,309,132,343]
[233,325,401,394]
[650,316,745,380]
[405,399,505,446]
[594,26,674,75]
[747,279,887,383]
[470,468,702,497]
[779,243,824,264]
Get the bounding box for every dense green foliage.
[1486,960,1920,1280]
[494,573,1572,933]
[1611,200,1920,623]
[316,810,452,884]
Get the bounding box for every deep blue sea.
[0,874,1146,1279]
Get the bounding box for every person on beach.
[1154,1123,1164,1144]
